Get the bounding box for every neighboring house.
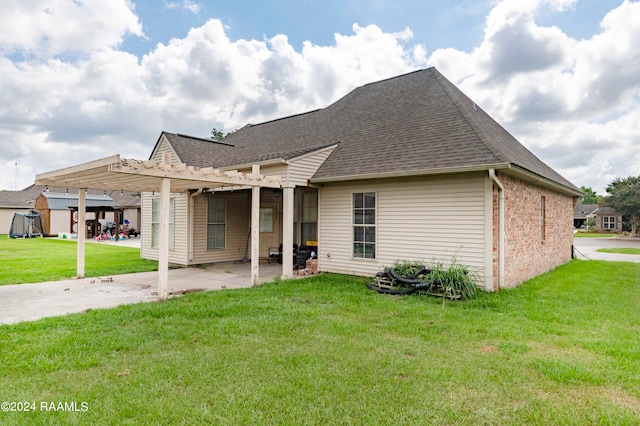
[0,185,141,237]
[589,207,622,233]
[573,203,623,232]
[0,191,33,234]
[34,68,582,291]
[574,203,598,229]
[134,67,581,289]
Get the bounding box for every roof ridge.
[362,68,428,87]
[175,133,235,147]
[430,69,508,164]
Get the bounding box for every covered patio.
[35,153,296,299]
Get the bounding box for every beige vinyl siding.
[49,210,71,234]
[259,164,288,180]
[140,192,153,258]
[122,208,140,230]
[318,173,488,285]
[231,146,336,187]
[150,136,182,165]
[1,209,31,234]
[190,191,251,264]
[140,192,189,264]
[287,146,337,186]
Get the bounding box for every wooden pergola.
[36,153,295,299]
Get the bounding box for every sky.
[0,0,638,195]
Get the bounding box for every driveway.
[0,262,285,326]
[573,236,640,263]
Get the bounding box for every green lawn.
[1,260,639,425]
[573,232,618,238]
[596,248,640,255]
[0,236,157,285]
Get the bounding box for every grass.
[596,248,640,255]
[1,260,639,424]
[573,232,618,238]
[0,236,157,285]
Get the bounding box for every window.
[353,192,376,258]
[207,198,226,250]
[301,190,318,244]
[603,216,615,230]
[260,208,273,232]
[540,196,546,241]
[151,197,175,250]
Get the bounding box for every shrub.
[372,259,481,300]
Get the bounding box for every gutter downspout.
[489,169,505,290]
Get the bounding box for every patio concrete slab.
[0,262,284,326]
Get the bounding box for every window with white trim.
[207,198,226,250]
[353,192,376,258]
[151,197,175,250]
[603,216,615,230]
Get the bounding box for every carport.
[35,153,292,299]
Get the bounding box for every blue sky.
[123,0,618,57]
[0,0,638,194]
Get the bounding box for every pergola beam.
[110,158,281,189]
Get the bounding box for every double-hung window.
[353,192,376,258]
[207,198,226,250]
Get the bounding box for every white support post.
[251,165,261,287]
[77,189,86,279]
[282,185,294,279]
[158,177,171,299]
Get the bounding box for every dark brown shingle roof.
[162,67,579,192]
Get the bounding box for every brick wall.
[495,173,574,288]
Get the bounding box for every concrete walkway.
[573,236,640,263]
[0,262,284,325]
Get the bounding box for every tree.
[603,176,640,236]
[210,128,233,141]
[578,186,599,204]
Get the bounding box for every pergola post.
[158,177,171,299]
[77,188,86,279]
[251,165,260,287]
[282,185,294,278]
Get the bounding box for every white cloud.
[0,0,638,197]
[428,0,640,193]
[0,0,143,56]
[166,1,201,14]
[0,13,426,189]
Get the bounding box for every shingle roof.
[0,191,30,208]
[574,203,598,218]
[592,207,618,215]
[163,67,579,193]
